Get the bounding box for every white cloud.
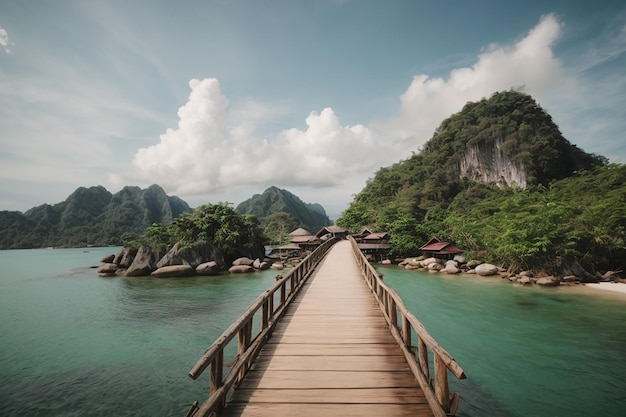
[384,14,572,148]
[0,26,13,54]
[114,13,623,211]
[113,78,386,197]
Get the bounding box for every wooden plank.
[251,355,411,371]
[236,370,419,389]
[230,388,429,404]
[258,343,403,356]
[222,403,434,417]
[219,241,436,417]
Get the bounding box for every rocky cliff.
[460,138,527,188]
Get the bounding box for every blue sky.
[1,0,625,219]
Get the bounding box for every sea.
[1,247,624,417]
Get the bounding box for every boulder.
[428,263,443,271]
[422,257,439,266]
[445,265,460,274]
[229,265,254,274]
[98,263,117,274]
[157,240,224,269]
[114,247,138,268]
[518,276,531,285]
[196,261,219,276]
[126,246,160,277]
[100,254,115,263]
[562,275,578,282]
[519,270,533,277]
[233,257,254,266]
[151,265,195,278]
[475,263,499,276]
[466,260,482,268]
[453,255,466,264]
[271,262,285,270]
[252,258,269,270]
[381,259,392,265]
[405,264,421,270]
[536,276,560,287]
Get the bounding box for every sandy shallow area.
[584,282,626,295]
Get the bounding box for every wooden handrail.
[348,236,466,416]
[186,237,339,417]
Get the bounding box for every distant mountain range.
[0,184,332,249]
[235,186,332,240]
[0,185,190,249]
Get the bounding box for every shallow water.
[1,249,624,416]
[379,266,626,417]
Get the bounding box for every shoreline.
[583,281,626,296]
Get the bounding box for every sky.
[1,0,625,219]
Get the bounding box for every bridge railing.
[348,236,466,417]
[185,237,339,417]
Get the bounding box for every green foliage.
[125,203,266,263]
[235,186,331,234]
[260,212,300,243]
[0,185,191,249]
[337,90,622,274]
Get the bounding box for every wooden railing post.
[210,350,223,398]
[434,356,451,413]
[401,316,411,348]
[418,338,429,381]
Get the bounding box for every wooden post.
[262,300,269,330]
[402,316,411,348]
[210,350,224,395]
[388,296,397,328]
[418,338,429,381]
[434,355,451,413]
[280,282,286,303]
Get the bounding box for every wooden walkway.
[222,240,434,417]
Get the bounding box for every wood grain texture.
[221,240,434,417]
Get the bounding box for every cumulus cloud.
[113,78,385,196]
[384,14,571,147]
[0,26,13,54]
[115,14,580,202]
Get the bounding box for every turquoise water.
[0,248,280,417]
[1,249,624,416]
[379,266,626,417]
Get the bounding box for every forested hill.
[337,90,624,277]
[0,185,190,249]
[235,186,331,241]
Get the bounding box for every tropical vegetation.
[337,90,624,277]
[122,203,266,263]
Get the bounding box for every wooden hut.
[315,225,349,240]
[357,231,392,262]
[419,237,463,260]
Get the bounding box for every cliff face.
[460,138,527,189]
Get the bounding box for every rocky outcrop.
[151,265,195,278]
[126,246,160,277]
[98,263,117,275]
[229,265,254,274]
[157,240,224,269]
[232,257,254,266]
[459,137,527,189]
[196,261,219,276]
[113,247,138,268]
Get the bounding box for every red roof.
[419,238,463,254]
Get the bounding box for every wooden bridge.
[185,237,466,417]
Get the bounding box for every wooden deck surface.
[222,240,434,417]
